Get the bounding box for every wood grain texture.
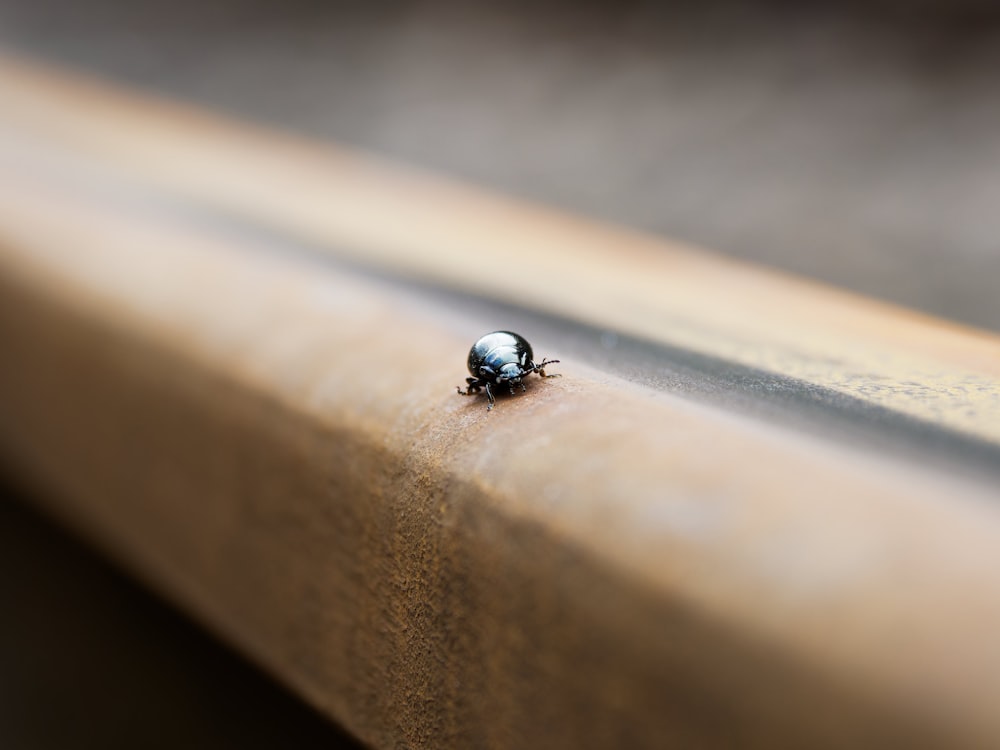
[0,52,998,447]
[2,56,1000,748]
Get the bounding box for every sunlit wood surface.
[2,54,998,445]
[1,54,1000,748]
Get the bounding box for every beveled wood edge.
[1,162,999,747]
[0,51,998,446]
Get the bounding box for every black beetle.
[457,331,560,411]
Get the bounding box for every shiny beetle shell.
[467,331,533,379]
[456,330,560,411]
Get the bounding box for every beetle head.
[497,362,523,383]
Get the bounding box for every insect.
[457,331,560,411]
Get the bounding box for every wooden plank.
[1,55,1000,748]
[0,52,997,446]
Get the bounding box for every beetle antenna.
[531,358,561,378]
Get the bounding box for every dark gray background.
[1,0,999,330]
[0,479,362,749]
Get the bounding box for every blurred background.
[0,479,362,749]
[1,0,999,330]
[2,1,999,746]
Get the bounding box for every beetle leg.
[485,382,496,410]
[457,377,483,396]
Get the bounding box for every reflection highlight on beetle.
[457,331,560,411]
